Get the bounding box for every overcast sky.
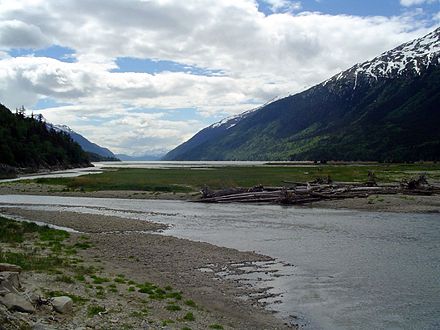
[0,0,439,156]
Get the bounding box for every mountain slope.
[0,104,90,176]
[164,27,440,162]
[50,124,119,161]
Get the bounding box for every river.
[0,195,439,329]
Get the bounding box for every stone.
[51,296,73,314]
[0,271,21,294]
[26,292,40,305]
[0,293,35,313]
[0,263,22,273]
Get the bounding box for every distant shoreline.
[0,163,92,180]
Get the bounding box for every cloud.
[0,0,437,154]
[262,0,302,13]
[36,105,205,154]
[0,20,50,49]
[400,0,439,6]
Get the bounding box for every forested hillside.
[0,104,90,177]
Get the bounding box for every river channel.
[0,195,439,329]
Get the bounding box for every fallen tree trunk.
[198,176,440,205]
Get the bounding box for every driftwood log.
[199,175,440,205]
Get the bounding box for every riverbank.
[0,208,293,329]
[0,163,93,180]
[1,181,440,213]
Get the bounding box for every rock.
[0,271,21,294]
[0,293,35,313]
[26,291,40,305]
[0,263,22,273]
[0,304,32,330]
[51,296,73,314]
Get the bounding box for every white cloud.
[262,0,302,13]
[0,20,50,49]
[36,105,205,155]
[400,0,439,6]
[0,0,437,154]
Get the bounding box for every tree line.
[0,104,90,169]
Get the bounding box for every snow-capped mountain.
[325,27,440,89]
[209,96,284,131]
[164,27,440,161]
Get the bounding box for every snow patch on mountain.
[210,96,284,130]
[324,27,440,88]
[50,124,74,134]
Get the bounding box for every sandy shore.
[309,193,440,213]
[0,182,196,201]
[0,207,293,329]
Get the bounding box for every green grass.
[46,290,88,305]
[0,217,70,271]
[73,242,93,249]
[55,274,75,283]
[183,312,195,321]
[0,217,68,244]
[209,325,224,329]
[165,304,181,311]
[91,275,110,284]
[161,320,175,326]
[87,304,106,317]
[33,163,440,193]
[0,249,65,271]
[184,300,197,308]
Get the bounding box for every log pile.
[199,175,440,205]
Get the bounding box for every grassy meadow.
[31,163,440,193]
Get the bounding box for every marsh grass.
[34,163,440,192]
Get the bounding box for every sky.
[0,0,439,156]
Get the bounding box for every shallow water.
[0,195,439,329]
[0,166,101,183]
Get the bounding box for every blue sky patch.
[8,45,76,63]
[256,0,439,16]
[33,98,72,110]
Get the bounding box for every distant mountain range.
[49,124,120,161]
[164,27,440,162]
[116,153,165,161]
